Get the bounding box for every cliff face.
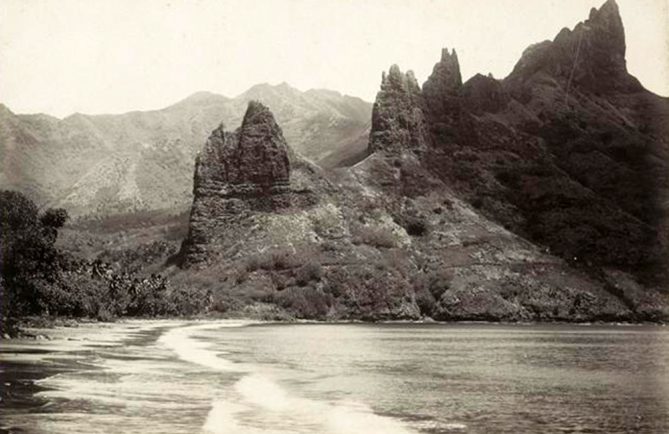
[506,0,640,93]
[368,65,431,155]
[180,102,317,265]
[195,102,291,188]
[416,0,668,292]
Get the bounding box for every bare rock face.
[368,65,431,155]
[506,0,641,93]
[195,101,291,189]
[180,101,314,265]
[423,48,462,99]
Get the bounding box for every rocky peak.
[239,82,303,102]
[588,0,625,43]
[237,101,292,185]
[382,65,422,94]
[181,101,316,265]
[422,48,462,98]
[507,0,640,92]
[368,65,430,155]
[178,91,228,105]
[462,74,509,114]
[194,101,290,190]
[554,0,626,65]
[421,48,464,120]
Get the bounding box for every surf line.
[158,320,252,372]
[160,321,419,434]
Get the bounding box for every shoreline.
[0,319,185,433]
[2,314,666,341]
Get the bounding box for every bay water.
[1,321,667,433]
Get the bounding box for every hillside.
[173,0,667,321]
[419,0,668,287]
[0,85,371,217]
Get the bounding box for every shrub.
[321,241,338,251]
[406,220,427,236]
[414,269,454,301]
[98,241,177,273]
[1,191,69,316]
[245,247,306,272]
[311,211,341,237]
[323,280,344,298]
[353,225,397,248]
[295,262,323,286]
[414,285,437,316]
[0,190,209,320]
[274,287,332,319]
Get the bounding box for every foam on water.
[158,321,251,373]
[159,321,418,434]
[202,381,419,434]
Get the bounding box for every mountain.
[419,0,668,287]
[175,0,667,321]
[0,85,371,217]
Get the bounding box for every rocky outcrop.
[395,0,668,292]
[506,0,641,93]
[461,74,509,114]
[423,48,462,100]
[178,102,423,319]
[368,65,431,156]
[195,101,291,189]
[180,102,317,265]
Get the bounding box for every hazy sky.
[1,0,667,117]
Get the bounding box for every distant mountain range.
[0,84,371,216]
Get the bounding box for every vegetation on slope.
[0,191,204,335]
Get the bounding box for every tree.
[41,208,69,229]
[0,191,66,315]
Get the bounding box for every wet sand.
[0,321,182,433]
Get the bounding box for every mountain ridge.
[0,84,372,216]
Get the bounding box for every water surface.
[1,321,667,433]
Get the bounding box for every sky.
[1,0,667,118]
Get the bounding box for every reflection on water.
[1,321,668,433]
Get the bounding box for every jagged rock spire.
[236,101,291,185]
[423,48,462,98]
[382,64,422,94]
[181,102,301,265]
[369,65,430,155]
[420,47,464,119]
[195,101,290,190]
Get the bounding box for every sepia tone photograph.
[1,0,668,432]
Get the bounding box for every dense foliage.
[0,191,204,322]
